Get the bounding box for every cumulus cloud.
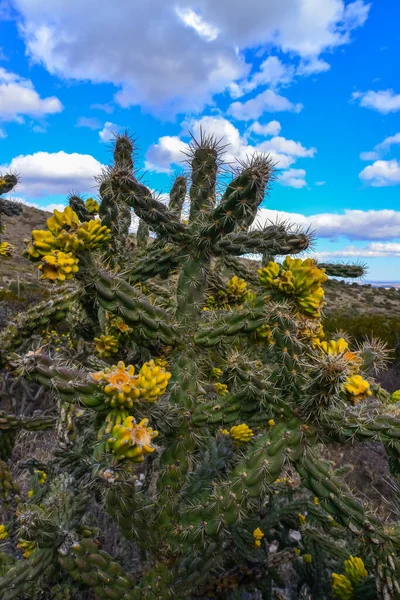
[316,242,400,259]
[360,150,380,161]
[145,136,189,173]
[0,66,63,122]
[229,56,294,98]
[12,0,370,114]
[1,151,104,197]
[359,159,400,187]
[228,89,303,120]
[0,128,6,139]
[297,57,330,76]
[352,89,400,114]
[376,132,400,151]
[254,207,400,241]
[99,122,122,142]
[246,120,282,137]
[76,116,101,129]
[278,169,307,188]
[146,115,315,186]
[315,181,326,186]
[90,103,114,114]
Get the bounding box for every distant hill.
[1,203,400,320]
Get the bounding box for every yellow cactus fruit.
[229,423,254,443]
[268,419,275,427]
[298,513,306,525]
[343,375,372,404]
[391,390,400,403]
[0,525,8,540]
[154,357,169,369]
[331,574,354,600]
[253,527,264,548]
[320,338,349,355]
[256,323,273,343]
[303,554,312,564]
[136,360,172,401]
[344,556,368,584]
[25,229,58,260]
[258,258,328,318]
[85,197,100,214]
[17,539,37,559]
[35,470,47,485]
[94,334,119,358]
[46,206,80,236]
[0,241,14,257]
[38,251,79,283]
[220,428,229,435]
[91,361,140,408]
[113,318,131,334]
[213,382,229,397]
[210,367,223,379]
[75,219,111,250]
[226,275,248,304]
[107,416,158,462]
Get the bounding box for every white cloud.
[76,116,101,129]
[279,168,307,188]
[18,198,66,213]
[229,56,294,98]
[13,0,370,115]
[228,89,303,121]
[376,132,400,151]
[315,181,326,186]
[259,136,316,158]
[0,128,6,138]
[360,150,379,161]
[316,242,400,259]
[99,122,122,142]
[297,57,330,76]
[175,7,219,42]
[145,136,189,173]
[359,159,400,187]
[254,207,400,241]
[90,103,114,114]
[147,115,314,186]
[352,89,400,114]
[0,66,63,122]
[247,120,282,137]
[2,151,104,197]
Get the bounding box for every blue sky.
[1,0,400,280]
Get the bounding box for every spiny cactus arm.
[17,353,107,411]
[321,411,400,475]
[68,194,92,222]
[128,242,181,283]
[173,418,303,546]
[0,288,80,363]
[136,218,149,248]
[213,225,311,257]
[0,173,18,196]
[168,174,187,219]
[194,295,266,346]
[57,538,140,599]
[185,130,222,224]
[124,177,190,244]
[318,262,367,279]
[92,270,181,344]
[0,548,55,600]
[113,132,134,170]
[98,166,132,259]
[199,154,275,240]
[0,197,22,218]
[0,411,55,432]
[292,449,387,542]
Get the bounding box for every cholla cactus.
[1,132,399,600]
[0,174,21,258]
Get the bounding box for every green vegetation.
[0,134,399,600]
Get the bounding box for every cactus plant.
[0,132,399,600]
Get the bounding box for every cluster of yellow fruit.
[17,539,37,559]
[0,241,13,257]
[332,556,368,599]
[213,382,229,396]
[106,416,159,462]
[24,207,111,282]
[320,338,371,404]
[205,276,254,311]
[91,360,172,408]
[38,251,79,283]
[85,197,99,214]
[252,527,264,548]
[221,423,254,444]
[94,334,119,358]
[42,329,74,352]
[0,524,8,540]
[258,257,328,318]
